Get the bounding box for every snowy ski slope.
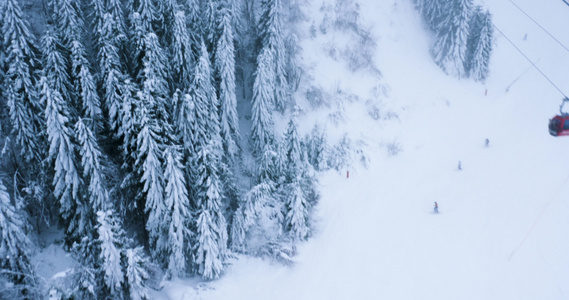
[162,0,569,298]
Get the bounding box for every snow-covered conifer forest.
[2,0,569,299]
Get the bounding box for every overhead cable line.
[508,0,569,54]
[492,22,569,99]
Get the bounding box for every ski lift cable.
[508,172,569,261]
[507,0,569,54]
[492,22,569,99]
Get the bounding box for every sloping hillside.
[163,0,569,299]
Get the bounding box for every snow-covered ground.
[168,0,569,298]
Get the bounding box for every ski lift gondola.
[549,97,569,136]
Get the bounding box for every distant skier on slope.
[434,202,439,214]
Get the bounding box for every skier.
[434,202,439,214]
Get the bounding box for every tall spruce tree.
[163,146,191,277]
[2,0,43,161]
[53,0,102,130]
[170,10,194,90]
[98,12,126,134]
[135,103,165,258]
[431,0,473,78]
[422,0,450,30]
[0,180,34,287]
[75,118,109,213]
[202,0,219,52]
[466,7,493,82]
[216,1,240,161]
[41,73,86,233]
[282,116,309,240]
[124,246,150,300]
[194,142,228,279]
[258,0,288,112]
[250,47,275,157]
[96,210,124,297]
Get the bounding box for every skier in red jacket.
[434,202,439,214]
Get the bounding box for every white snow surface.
[164,0,569,299]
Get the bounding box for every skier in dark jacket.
[434,202,439,214]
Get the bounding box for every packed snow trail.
[163,0,569,299]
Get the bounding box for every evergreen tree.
[193,41,221,143]
[2,0,43,161]
[282,116,309,240]
[75,118,109,213]
[431,0,473,78]
[40,75,84,233]
[194,142,228,279]
[283,116,301,182]
[137,32,170,123]
[52,0,102,128]
[230,180,273,251]
[258,0,288,112]
[170,10,194,90]
[187,41,220,199]
[250,47,275,157]
[422,0,450,30]
[306,124,328,171]
[466,7,493,82]
[96,210,124,296]
[124,246,150,300]
[187,0,203,49]
[163,146,191,277]
[0,180,34,285]
[41,29,72,106]
[98,12,126,133]
[215,1,240,161]
[202,0,219,52]
[284,177,309,241]
[135,104,165,258]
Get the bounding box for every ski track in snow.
[164,0,569,299]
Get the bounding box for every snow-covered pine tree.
[124,246,150,300]
[282,115,309,240]
[250,46,275,157]
[194,142,228,279]
[170,10,194,90]
[187,41,220,196]
[2,0,43,161]
[96,210,124,297]
[258,0,288,112]
[98,12,126,134]
[215,1,241,161]
[422,0,450,30]
[52,0,102,130]
[284,176,309,241]
[106,0,128,45]
[306,124,328,171]
[135,103,165,259]
[117,79,142,213]
[40,75,85,234]
[134,32,171,252]
[134,0,157,33]
[187,0,203,50]
[75,118,109,213]
[202,0,219,52]
[283,116,301,183]
[230,180,274,251]
[431,0,473,78]
[173,92,195,156]
[0,180,34,286]
[137,32,171,124]
[163,145,191,277]
[466,7,493,82]
[41,29,72,105]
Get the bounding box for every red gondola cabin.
[549,115,569,136]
